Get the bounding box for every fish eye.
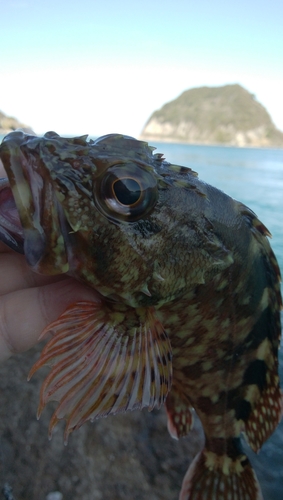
[96,163,158,222]
[112,177,142,206]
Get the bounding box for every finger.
[0,251,66,295]
[0,278,101,362]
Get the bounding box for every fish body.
[0,130,282,500]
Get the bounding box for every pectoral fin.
[29,300,172,442]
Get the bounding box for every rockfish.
[0,130,282,500]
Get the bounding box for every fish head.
[0,131,232,307]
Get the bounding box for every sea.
[1,134,283,498]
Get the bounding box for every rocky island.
[140,84,283,147]
[0,109,33,134]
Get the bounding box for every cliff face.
[140,84,283,147]
[0,110,33,134]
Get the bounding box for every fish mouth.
[0,175,24,253]
[0,131,70,272]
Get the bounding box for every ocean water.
[1,134,283,498]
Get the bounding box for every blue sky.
[1,0,283,137]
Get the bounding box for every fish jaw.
[0,131,71,273]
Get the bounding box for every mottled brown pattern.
[0,131,282,500]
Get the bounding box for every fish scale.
[0,130,282,500]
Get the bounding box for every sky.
[0,0,283,138]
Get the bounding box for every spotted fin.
[165,387,194,439]
[28,301,172,443]
[179,448,263,500]
[244,371,283,451]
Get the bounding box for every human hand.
[0,159,99,362]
